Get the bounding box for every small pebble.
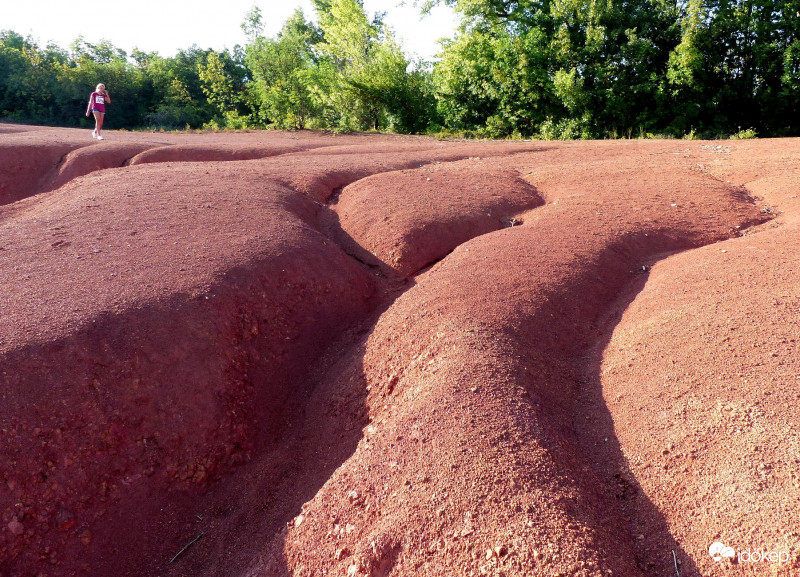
[8,519,24,536]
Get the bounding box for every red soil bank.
[336,158,544,277]
[264,142,772,577]
[0,142,79,204]
[0,126,797,577]
[50,143,166,190]
[599,141,800,577]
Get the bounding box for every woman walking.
[86,84,111,140]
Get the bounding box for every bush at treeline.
[2,0,799,138]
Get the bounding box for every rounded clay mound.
[0,126,798,577]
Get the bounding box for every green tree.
[65,38,149,129]
[660,0,800,134]
[665,0,706,131]
[199,52,235,115]
[138,47,216,128]
[0,31,242,129]
[198,49,251,128]
[309,0,431,131]
[241,5,265,44]
[244,9,320,128]
[428,0,679,137]
[433,28,554,136]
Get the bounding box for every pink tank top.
[91,92,106,113]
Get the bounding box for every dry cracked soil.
[0,124,798,577]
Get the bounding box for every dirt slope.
[597,142,800,577]
[0,126,797,577]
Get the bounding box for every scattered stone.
[7,518,24,536]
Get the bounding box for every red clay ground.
[0,125,798,577]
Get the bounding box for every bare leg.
[93,112,105,138]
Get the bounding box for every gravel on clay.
[0,125,798,577]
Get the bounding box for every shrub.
[730,127,757,139]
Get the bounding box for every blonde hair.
[95,83,106,92]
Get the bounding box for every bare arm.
[104,90,111,104]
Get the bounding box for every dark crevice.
[566,217,772,575]
[572,266,700,577]
[326,185,345,205]
[408,250,453,278]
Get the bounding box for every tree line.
[2,0,799,138]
